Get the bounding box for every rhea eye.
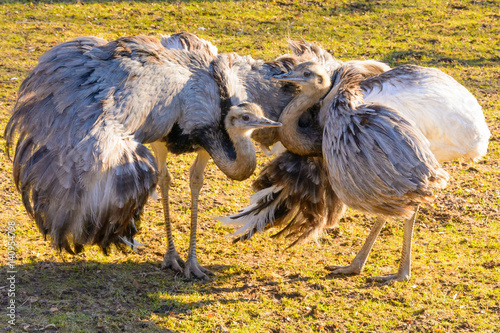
[303,71,311,77]
[242,114,250,121]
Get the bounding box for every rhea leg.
[184,150,213,280]
[368,207,419,284]
[326,216,386,275]
[151,142,184,272]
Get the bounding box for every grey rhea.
[321,63,449,283]
[224,60,489,282]
[256,62,448,283]
[4,35,280,280]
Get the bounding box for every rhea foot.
[325,265,362,276]
[366,272,410,285]
[184,256,214,280]
[161,249,185,273]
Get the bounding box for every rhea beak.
[271,71,304,83]
[253,117,282,128]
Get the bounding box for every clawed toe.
[366,273,410,285]
[184,257,214,280]
[161,250,185,273]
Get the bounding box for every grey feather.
[5,33,305,267]
[287,39,343,75]
[4,35,237,254]
[160,32,218,58]
[322,65,449,218]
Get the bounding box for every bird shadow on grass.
[1,260,237,332]
[1,259,329,332]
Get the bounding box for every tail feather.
[4,36,164,254]
[8,128,158,253]
[218,152,346,247]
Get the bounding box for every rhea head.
[271,61,331,95]
[225,102,281,137]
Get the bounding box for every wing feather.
[323,102,448,218]
[219,152,346,246]
[360,65,490,162]
[3,36,206,253]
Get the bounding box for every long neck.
[201,127,257,181]
[227,130,257,180]
[278,89,325,156]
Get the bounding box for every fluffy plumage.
[219,152,345,247]
[161,32,218,58]
[321,63,450,282]
[4,36,179,253]
[357,65,490,162]
[223,52,490,248]
[4,35,280,262]
[323,65,449,217]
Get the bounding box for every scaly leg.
[326,216,386,275]
[184,150,213,280]
[151,142,184,273]
[368,207,419,284]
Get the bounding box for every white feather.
[361,67,490,162]
[216,185,285,238]
[118,236,146,253]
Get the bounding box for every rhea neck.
[278,78,331,156]
[227,126,258,164]
[202,118,257,180]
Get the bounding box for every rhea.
[225,61,489,283]
[321,64,449,283]
[280,62,449,283]
[4,35,279,280]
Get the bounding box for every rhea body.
[4,35,280,280]
[321,63,449,282]
[346,65,490,162]
[274,61,449,282]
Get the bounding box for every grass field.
[1,0,499,332]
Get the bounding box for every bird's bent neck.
[278,86,329,156]
[216,127,257,181]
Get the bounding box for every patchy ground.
[1,1,499,332]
